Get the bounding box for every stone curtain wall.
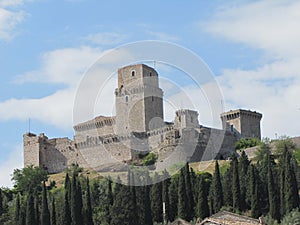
[24,124,238,173]
[23,64,260,173]
[24,133,79,173]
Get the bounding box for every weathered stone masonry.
[24,64,262,173]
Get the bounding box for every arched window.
[131,70,135,76]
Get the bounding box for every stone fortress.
[24,64,262,173]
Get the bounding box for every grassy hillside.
[47,160,231,188]
[190,160,230,174]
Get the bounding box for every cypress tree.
[178,168,188,220]
[196,177,209,220]
[104,177,114,225]
[223,167,232,207]
[77,177,83,223]
[41,182,50,225]
[249,165,260,218]
[150,172,163,223]
[267,156,280,221]
[26,193,36,225]
[107,177,113,206]
[135,184,152,225]
[64,173,71,202]
[144,185,153,225]
[110,185,136,225]
[184,163,194,221]
[135,185,145,225]
[284,148,299,213]
[85,177,93,225]
[113,176,122,202]
[256,142,271,213]
[0,189,2,217]
[71,172,83,225]
[20,198,26,225]
[51,198,56,225]
[232,156,241,211]
[168,175,178,222]
[71,173,77,225]
[211,161,223,213]
[130,172,138,225]
[238,151,250,211]
[15,193,21,225]
[279,149,286,216]
[135,169,152,225]
[162,170,170,223]
[63,173,71,225]
[90,179,100,208]
[127,170,138,225]
[34,194,40,225]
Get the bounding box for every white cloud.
[64,0,84,2]
[1,46,105,130]
[1,45,135,130]
[202,0,300,138]
[0,0,36,40]
[84,32,128,46]
[217,60,300,138]
[15,46,102,85]
[0,7,26,40]
[0,0,24,7]
[138,24,179,42]
[202,1,300,58]
[0,144,23,188]
[0,88,76,130]
[145,30,179,42]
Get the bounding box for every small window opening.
[131,71,135,76]
[230,124,234,132]
[125,96,129,103]
[150,72,152,77]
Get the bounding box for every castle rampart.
[221,109,262,139]
[24,64,262,173]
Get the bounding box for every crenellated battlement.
[221,109,262,139]
[74,116,116,132]
[24,64,262,173]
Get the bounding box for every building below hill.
[23,64,262,173]
[197,211,262,225]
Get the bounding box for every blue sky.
[1,0,300,187]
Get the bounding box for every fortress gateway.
[24,64,262,173]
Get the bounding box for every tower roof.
[220,109,262,119]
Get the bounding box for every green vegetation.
[141,152,158,166]
[12,165,48,193]
[293,148,300,165]
[209,161,223,214]
[281,208,300,225]
[235,137,261,150]
[0,138,299,224]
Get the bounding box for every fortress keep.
[24,64,262,173]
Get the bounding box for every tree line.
[0,138,299,224]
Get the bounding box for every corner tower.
[115,64,164,134]
[220,109,262,140]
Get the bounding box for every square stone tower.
[115,64,164,134]
[220,109,262,140]
[174,109,199,129]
